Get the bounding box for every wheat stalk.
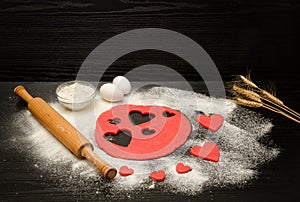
[235,98,263,108]
[232,85,261,102]
[239,75,299,115]
[260,89,283,105]
[239,75,259,89]
[230,75,300,124]
[239,75,300,118]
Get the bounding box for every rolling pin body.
[14,86,117,179]
[28,97,92,158]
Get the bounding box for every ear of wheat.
[239,75,259,89]
[229,75,300,124]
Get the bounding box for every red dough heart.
[176,163,191,174]
[190,142,220,162]
[190,146,202,157]
[197,114,224,132]
[150,170,166,182]
[119,166,134,176]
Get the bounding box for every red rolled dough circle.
[95,104,191,160]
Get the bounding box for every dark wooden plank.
[0,0,299,82]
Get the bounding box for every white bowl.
[56,80,97,111]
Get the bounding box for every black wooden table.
[0,81,299,201]
[0,0,299,201]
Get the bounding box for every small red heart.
[190,142,220,162]
[150,170,166,182]
[190,146,202,157]
[176,163,191,174]
[119,166,134,176]
[197,114,224,132]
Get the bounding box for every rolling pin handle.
[81,146,117,180]
[14,85,34,103]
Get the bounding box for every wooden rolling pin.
[14,85,117,180]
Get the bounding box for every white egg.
[99,83,124,102]
[112,76,131,95]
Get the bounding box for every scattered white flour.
[12,86,279,199]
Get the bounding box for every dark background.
[0,0,299,201]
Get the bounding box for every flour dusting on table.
[13,86,279,198]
